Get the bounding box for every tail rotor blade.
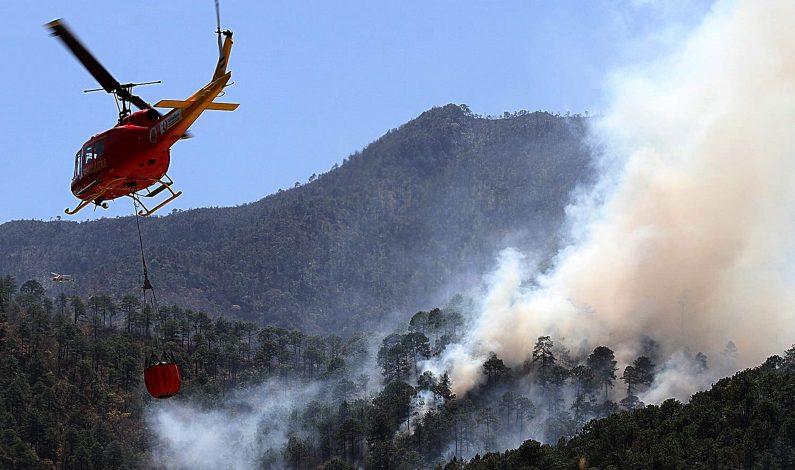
[215,0,223,54]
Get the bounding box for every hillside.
[1,283,792,469]
[458,354,795,469]
[0,105,592,331]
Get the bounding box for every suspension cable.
[132,197,159,333]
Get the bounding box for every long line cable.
[132,198,159,334]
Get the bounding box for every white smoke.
[146,380,323,470]
[431,0,795,398]
[639,349,712,404]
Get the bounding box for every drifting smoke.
[430,0,795,398]
[147,381,323,469]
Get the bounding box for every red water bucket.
[144,353,181,399]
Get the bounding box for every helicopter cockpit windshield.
[76,140,105,177]
[74,148,82,179]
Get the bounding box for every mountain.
[0,105,592,331]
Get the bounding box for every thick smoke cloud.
[432,0,795,397]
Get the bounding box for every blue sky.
[0,0,712,222]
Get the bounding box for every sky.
[0,0,713,223]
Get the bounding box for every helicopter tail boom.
[154,99,238,111]
[150,71,233,147]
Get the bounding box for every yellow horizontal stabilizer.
[154,99,239,111]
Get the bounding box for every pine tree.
[587,346,617,402]
[482,352,509,385]
[532,336,557,389]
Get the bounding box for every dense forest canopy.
[458,355,795,469]
[0,105,592,333]
[1,276,792,469]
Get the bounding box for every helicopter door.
[94,140,105,160]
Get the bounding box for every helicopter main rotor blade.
[215,0,222,31]
[46,19,152,110]
[46,19,122,93]
[215,0,223,55]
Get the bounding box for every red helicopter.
[47,6,238,216]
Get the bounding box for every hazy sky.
[0,0,711,222]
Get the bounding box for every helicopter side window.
[84,145,94,165]
[94,140,105,159]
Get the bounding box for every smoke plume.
[433,0,795,397]
[147,381,323,469]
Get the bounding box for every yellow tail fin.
[212,32,234,81]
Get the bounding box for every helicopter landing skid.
[128,175,182,216]
[64,198,104,215]
[64,179,123,215]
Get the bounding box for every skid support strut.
[127,174,182,216]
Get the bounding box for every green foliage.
[0,276,378,468]
[461,354,795,469]
[482,352,509,384]
[587,346,617,402]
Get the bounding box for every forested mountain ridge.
[0,105,592,331]
[457,354,795,469]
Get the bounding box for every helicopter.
[46,6,238,216]
[50,272,74,283]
